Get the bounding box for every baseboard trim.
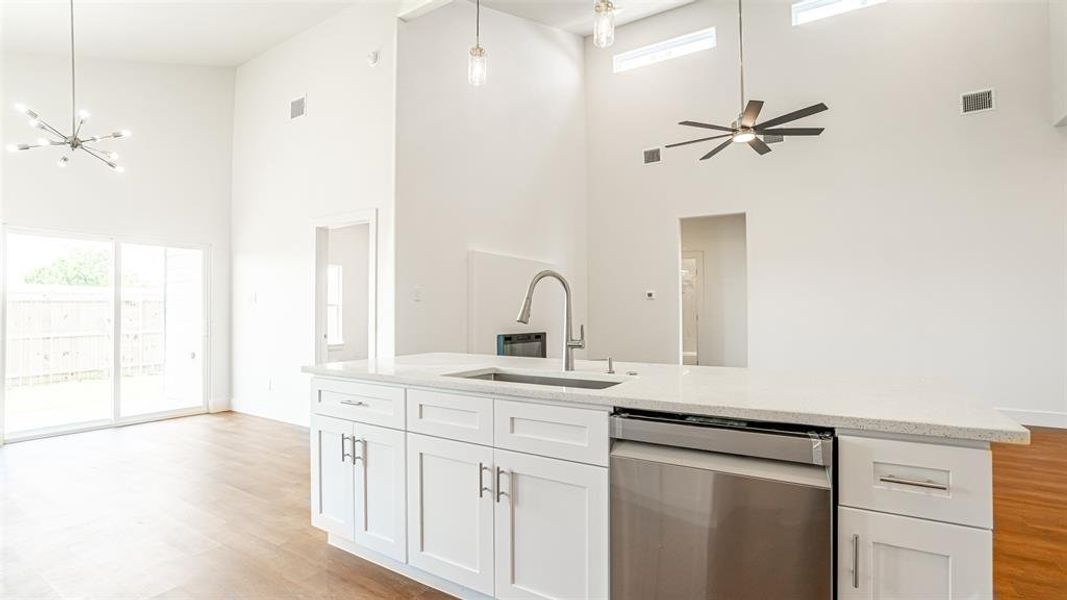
[327,535,492,600]
[996,408,1067,429]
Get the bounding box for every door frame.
[0,223,211,444]
[680,250,704,366]
[313,209,378,364]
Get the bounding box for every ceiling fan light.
[593,0,615,49]
[732,131,756,143]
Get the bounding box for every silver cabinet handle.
[352,438,366,463]
[495,467,509,503]
[340,399,369,407]
[851,534,860,589]
[478,462,493,498]
[340,433,353,463]
[879,475,948,491]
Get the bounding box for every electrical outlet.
[412,285,423,303]
[645,290,656,300]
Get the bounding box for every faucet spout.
[516,270,585,371]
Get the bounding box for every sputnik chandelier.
[6,0,131,172]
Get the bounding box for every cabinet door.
[494,449,609,600]
[407,433,495,596]
[310,414,355,540]
[838,507,992,600]
[352,422,406,562]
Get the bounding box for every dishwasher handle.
[610,415,832,466]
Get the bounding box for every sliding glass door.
[119,244,204,417]
[3,230,207,440]
[4,233,115,434]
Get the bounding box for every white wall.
[327,224,370,362]
[681,214,748,368]
[585,0,1067,425]
[230,4,398,426]
[1,52,234,412]
[1052,0,1067,125]
[394,1,589,357]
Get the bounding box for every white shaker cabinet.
[838,507,992,600]
[493,449,609,600]
[311,414,356,540]
[406,433,496,596]
[310,414,406,562]
[351,422,407,562]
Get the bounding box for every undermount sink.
[445,368,623,390]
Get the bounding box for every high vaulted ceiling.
[1,0,359,67]
[481,0,693,35]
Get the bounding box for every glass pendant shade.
[593,1,615,48]
[469,45,487,87]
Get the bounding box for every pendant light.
[468,0,487,86]
[6,0,131,172]
[593,0,615,48]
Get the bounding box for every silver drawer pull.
[478,462,492,498]
[341,433,353,463]
[879,475,948,491]
[340,399,369,407]
[851,534,859,589]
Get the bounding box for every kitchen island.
[303,353,1027,599]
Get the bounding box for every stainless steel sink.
[446,368,623,389]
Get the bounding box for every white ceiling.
[481,0,693,35]
[1,1,359,67]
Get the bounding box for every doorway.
[679,214,748,368]
[314,210,377,364]
[2,229,208,441]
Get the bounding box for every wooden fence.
[5,285,165,387]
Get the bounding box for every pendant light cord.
[475,0,481,47]
[70,0,76,133]
[738,0,745,114]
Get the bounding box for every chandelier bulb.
[57,156,70,168]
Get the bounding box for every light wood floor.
[0,413,451,599]
[1,413,1064,599]
[993,426,1067,600]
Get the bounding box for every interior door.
[838,506,992,599]
[494,449,609,600]
[352,421,406,561]
[311,414,356,540]
[406,432,495,595]
[680,252,702,366]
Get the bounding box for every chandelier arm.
[80,145,118,169]
[34,118,68,140]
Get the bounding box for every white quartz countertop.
[302,353,1029,444]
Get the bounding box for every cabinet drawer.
[311,378,405,430]
[407,389,493,445]
[494,399,609,466]
[839,436,992,529]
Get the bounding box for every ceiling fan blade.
[748,137,772,155]
[740,100,764,128]
[699,139,733,161]
[679,120,735,133]
[756,127,824,136]
[665,134,732,149]
[754,103,828,129]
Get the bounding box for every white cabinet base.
[838,507,992,600]
[329,534,493,600]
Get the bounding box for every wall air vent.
[961,89,994,115]
[290,95,307,120]
[643,148,662,165]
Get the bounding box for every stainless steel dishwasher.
[610,410,834,600]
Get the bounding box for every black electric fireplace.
[496,332,547,358]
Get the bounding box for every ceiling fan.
[664,0,828,161]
